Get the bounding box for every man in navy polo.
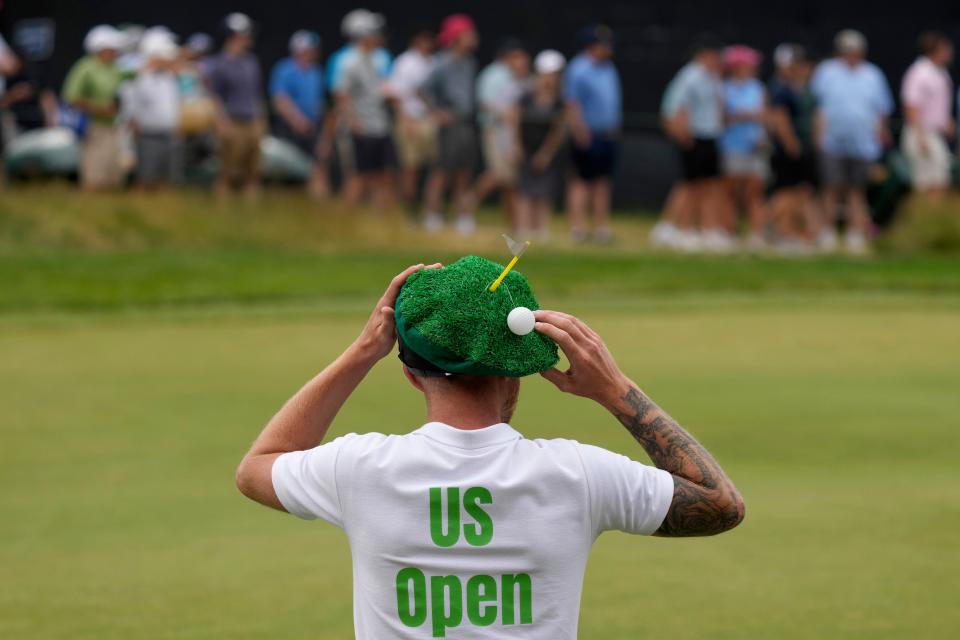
[564,24,622,244]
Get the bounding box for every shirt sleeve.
[563,64,582,103]
[810,63,827,101]
[576,443,675,536]
[271,435,355,526]
[874,67,894,115]
[269,61,287,99]
[660,74,689,118]
[61,60,87,103]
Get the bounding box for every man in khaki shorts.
[475,39,530,227]
[205,13,265,199]
[388,30,437,206]
[62,25,128,190]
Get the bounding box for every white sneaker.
[701,229,739,254]
[843,230,870,255]
[649,221,679,248]
[423,212,444,233]
[673,229,703,252]
[745,233,768,252]
[817,229,838,252]
[774,239,814,256]
[455,214,476,236]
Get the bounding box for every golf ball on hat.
[507,306,536,336]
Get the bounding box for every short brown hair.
[918,31,949,57]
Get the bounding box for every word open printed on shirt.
[395,487,533,637]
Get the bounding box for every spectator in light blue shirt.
[719,45,769,249]
[564,24,622,244]
[811,29,893,254]
[270,30,332,199]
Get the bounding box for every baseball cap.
[723,45,762,67]
[578,24,615,48]
[341,9,385,39]
[497,37,527,57]
[223,12,254,36]
[185,32,213,55]
[289,30,321,53]
[835,29,867,54]
[774,43,807,68]
[140,31,179,61]
[84,25,126,54]
[534,49,566,74]
[437,14,476,48]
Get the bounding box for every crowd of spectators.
[0,14,956,252]
[0,10,622,244]
[654,29,956,255]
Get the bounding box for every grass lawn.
[1,187,959,638]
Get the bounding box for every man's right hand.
[537,309,746,537]
[534,310,630,408]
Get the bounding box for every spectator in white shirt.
[901,32,954,199]
[474,39,530,230]
[127,33,182,187]
[386,30,436,206]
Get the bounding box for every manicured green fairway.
[2,294,958,639]
[2,188,959,638]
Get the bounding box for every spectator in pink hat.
[720,45,769,250]
[420,14,480,234]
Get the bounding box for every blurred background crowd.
[0,7,957,254]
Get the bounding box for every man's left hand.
[354,263,442,361]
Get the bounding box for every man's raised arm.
[534,310,745,537]
[235,263,438,510]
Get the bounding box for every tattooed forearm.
[611,385,744,536]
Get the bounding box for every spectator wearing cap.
[474,38,531,231]
[328,9,393,201]
[62,25,129,190]
[271,30,333,200]
[420,14,481,234]
[335,12,396,210]
[901,32,954,199]
[811,29,893,254]
[126,31,182,188]
[720,45,769,250]
[204,13,265,200]
[565,24,621,244]
[385,29,437,207]
[514,50,568,241]
[767,44,822,252]
[654,40,726,252]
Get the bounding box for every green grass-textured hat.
[395,256,559,377]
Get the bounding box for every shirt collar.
[413,422,522,449]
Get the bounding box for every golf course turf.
[1,188,958,638]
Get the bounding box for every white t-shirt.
[387,49,435,119]
[126,70,181,133]
[272,422,674,639]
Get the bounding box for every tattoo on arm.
[613,386,744,536]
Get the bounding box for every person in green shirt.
[62,25,128,190]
